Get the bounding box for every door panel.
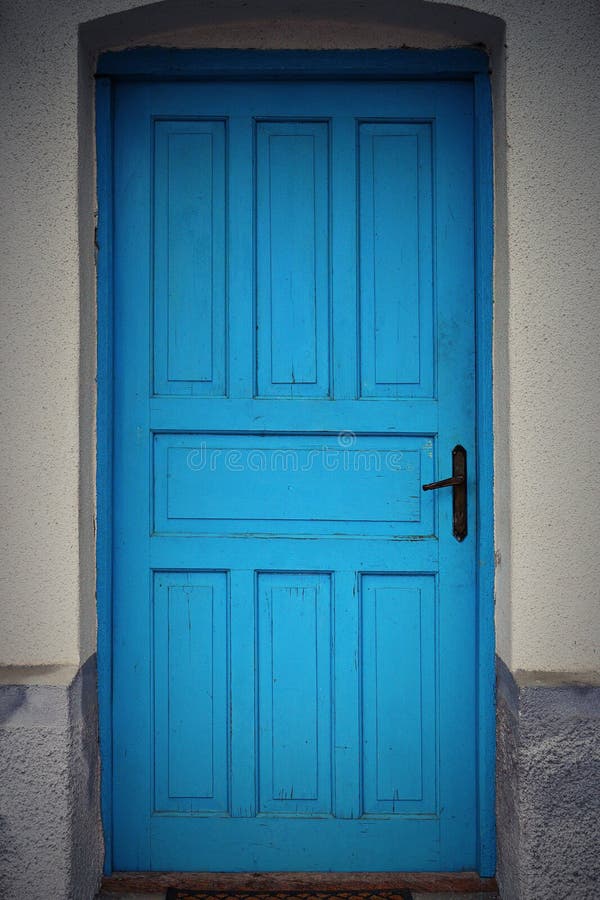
[256,121,331,397]
[153,433,432,536]
[153,572,229,813]
[361,575,436,815]
[258,573,333,815]
[112,78,477,871]
[153,120,227,396]
[358,122,433,397]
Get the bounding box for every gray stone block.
[0,655,103,900]
[497,657,600,900]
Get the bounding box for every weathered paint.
[104,62,488,872]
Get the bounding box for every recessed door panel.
[257,573,332,814]
[256,121,330,398]
[153,572,229,813]
[361,574,437,815]
[153,432,433,536]
[359,122,434,397]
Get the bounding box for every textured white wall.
[495,0,600,674]
[0,0,598,673]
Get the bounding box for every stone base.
[2,652,599,898]
[0,655,103,900]
[496,657,600,900]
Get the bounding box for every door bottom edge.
[101,871,498,893]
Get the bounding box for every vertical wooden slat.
[229,569,257,818]
[333,570,360,819]
[228,117,254,399]
[331,117,358,400]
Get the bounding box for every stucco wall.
[496,659,600,900]
[0,657,103,900]
[0,0,598,674]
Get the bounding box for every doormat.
[166,892,413,900]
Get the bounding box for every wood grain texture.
[473,71,496,878]
[101,872,498,893]
[102,64,493,874]
[96,48,490,78]
[256,121,330,397]
[358,122,433,398]
[153,120,227,397]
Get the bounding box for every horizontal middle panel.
[153,433,434,536]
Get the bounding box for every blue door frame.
[95,48,495,876]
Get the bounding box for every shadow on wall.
[79,0,505,54]
[0,687,27,898]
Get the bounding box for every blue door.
[111,76,478,871]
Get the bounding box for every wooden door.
[110,76,479,871]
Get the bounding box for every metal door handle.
[422,475,464,491]
[422,445,467,541]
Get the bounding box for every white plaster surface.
[0,0,599,673]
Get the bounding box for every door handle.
[422,445,467,541]
[422,475,464,490]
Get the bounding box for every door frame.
[95,47,494,876]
